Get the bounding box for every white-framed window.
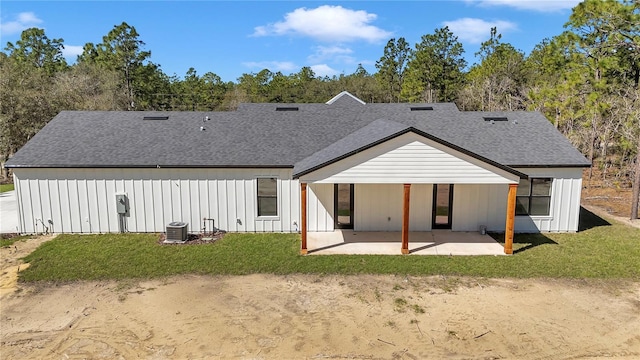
[257,177,278,217]
[516,178,552,216]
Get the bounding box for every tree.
[1,28,69,179]
[525,35,577,131]
[632,136,640,219]
[4,27,67,76]
[459,28,526,111]
[375,38,411,102]
[401,27,466,103]
[563,0,640,191]
[0,55,58,178]
[78,22,151,110]
[52,61,128,111]
[236,69,273,103]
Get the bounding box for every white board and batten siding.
[12,163,583,235]
[306,183,433,232]
[307,183,334,232]
[514,167,583,233]
[355,184,433,231]
[450,168,582,233]
[12,168,300,234]
[305,176,581,234]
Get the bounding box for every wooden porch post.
[401,184,411,255]
[504,183,518,255]
[301,183,308,255]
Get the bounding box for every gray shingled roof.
[6,93,590,173]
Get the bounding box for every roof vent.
[410,106,433,111]
[143,116,169,120]
[276,107,299,111]
[483,117,508,122]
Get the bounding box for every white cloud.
[242,61,298,73]
[62,45,83,59]
[310,64,339,77]
[464,0,581,12]
[307,45,355,64]
[443,18,518,44]
[0,11,44,35]
[252,5,392,43]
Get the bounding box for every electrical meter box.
[115,193,128,214]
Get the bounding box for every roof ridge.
[325,91,366,105]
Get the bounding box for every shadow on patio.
[307,230,506,256]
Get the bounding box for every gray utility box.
[115,193,128,214]
[166,222,188,241]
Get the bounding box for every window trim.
[516,178,553,217]
[256,177,279,218]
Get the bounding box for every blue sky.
[1,1,582,82]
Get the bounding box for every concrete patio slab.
[307,230,506,256]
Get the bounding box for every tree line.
[1,0,638,218]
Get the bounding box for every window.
[257,178,278,217]
[516,178,552,216]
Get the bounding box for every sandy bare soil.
[1,239,639,359]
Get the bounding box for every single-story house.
[6,92,590,254]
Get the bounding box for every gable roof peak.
[326,91,366,105]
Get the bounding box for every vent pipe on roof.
[201,116,210,131]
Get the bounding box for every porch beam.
[401,183,411,255]
[301,182,308,255]
[504,183,518,255]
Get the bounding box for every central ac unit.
[166,222,188,241]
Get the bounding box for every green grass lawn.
[19,210,640,282]
[0,183,14,193]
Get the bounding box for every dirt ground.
[581,168,638,221]
[1,239,639,359]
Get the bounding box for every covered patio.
[306,230,506,255]
[296,131,525,256]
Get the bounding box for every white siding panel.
[143,179,155,232]
[22,180,35,233]
[355,184,403,231]
[452,184,508,232]
[95,179,109,232]
[68,180,82,232]
[105,178,118,233]
[13,173,25,233]
[47,178,63,233]
[37,179,52,233]
[281,179,291,231]
[12,168,298,234]
[76,179,90,232]
[513,168,583,232]
[162,180,174,227]
[409,184,432,231]
[301,133,520,184]
[133,178,146,232]
[307,183,333,232]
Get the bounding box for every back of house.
[6,92,590,249]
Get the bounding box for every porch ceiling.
[307,230,506,256]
